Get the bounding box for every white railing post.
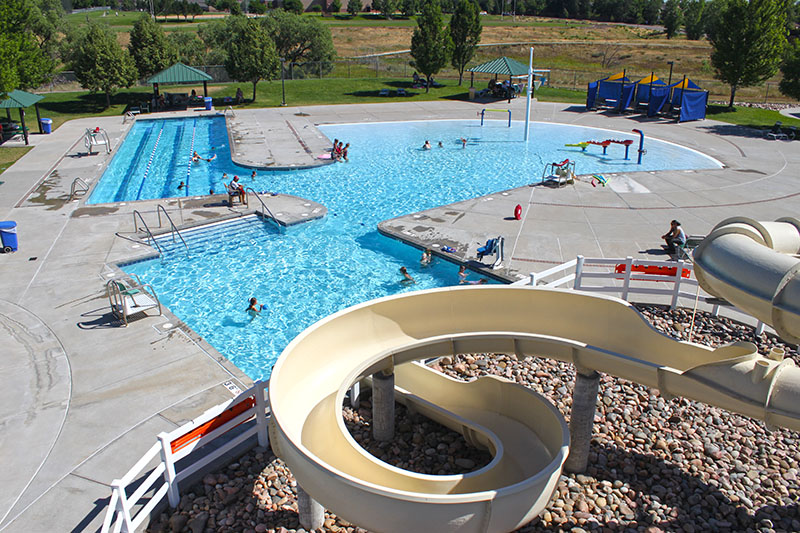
[670,261,684,309]
[573,255,585,289]
[101,482,123,533]
[114,478,135,533]
[254,381,269,448]
[529,272,536,286]
[621,256,633,301]
[755,321,765,335]
[350,380,361,407]
[711,304,720,316]
[158,432,180,508]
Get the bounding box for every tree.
[449,0,481,85]
[683,0,705,40]
[283,0,305,13]
[410,0,451,92]
[168,31,206,65]
[347,0,363,14]
[779,39,800,100]
[0,0,58,92]
[249,0,268,13]
[65,22,137,107]
[373,0,397,17]
[401,0,418,16]
[224,17,279,101]
[261,10,336,64]
[662,0,684,39]
[330,0,343,11]
[709,0,787,107]
[129,14,175,80]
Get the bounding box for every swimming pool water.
[122,118,720,380]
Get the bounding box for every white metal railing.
[102,381,268,533]
[224,106,235,117]
[69,177,89,201]
[156,205,188,252]
[132,210,163,255]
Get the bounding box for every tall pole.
[524,46,533,142]
[280,58,286,107]
[667,61,674,87]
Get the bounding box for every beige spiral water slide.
[268,217,800,533]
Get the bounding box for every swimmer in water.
[399,266,415,284]
[422,140,431,150]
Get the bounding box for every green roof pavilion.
[146,63,213,98]
[467,57,531,103]
[0,89,46,144]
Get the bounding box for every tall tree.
[65,22,137,107]
[224,17,279,101]
[401,0,418,16]
[168,31,206,65]
[373,0,398,17]
[683,0,705,40]
[779,39,800,100]
[261,10,336,64]
[411,0,452,92]
[662,0,684,39]
[129,14,175,80]
[709,0,787,107]
[0,0,57,92]
[347,0,363,14]
[449,0,481,85]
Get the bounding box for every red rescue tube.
[514,204,522,220]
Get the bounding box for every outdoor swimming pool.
[121,117,721,380]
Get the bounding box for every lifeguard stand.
[85,128,111,155]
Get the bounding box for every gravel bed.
[151,305,800,533]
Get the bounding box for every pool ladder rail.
[245,188,282,230]
[106,273,162,326]
[131,206,188,256]
[69,177,89,201]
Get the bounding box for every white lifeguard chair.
[85,127,111,154]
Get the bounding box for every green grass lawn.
[706,105,800,129]
[0,146,32,176]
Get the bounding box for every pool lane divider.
[184,119,197,196]
[158,123,187,198]
[113,122,158,203]
[135,122,165,201]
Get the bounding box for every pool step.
[156,216,277,256]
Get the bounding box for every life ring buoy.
[514,204,522,220]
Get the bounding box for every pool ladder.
[69,177,89,201]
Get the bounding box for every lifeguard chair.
[85,127,111,155]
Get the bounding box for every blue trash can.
[41,118,52,134]
[204,97,213,110]
[0,221,18,252]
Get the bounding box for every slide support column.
[564,370,601,473]
[372,366,395,441]
[297,485,324,530]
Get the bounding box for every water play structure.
[480,108,512,127]
[267,217,800,533]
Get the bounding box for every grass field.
[0,147,33,176]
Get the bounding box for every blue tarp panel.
[648,86,671,117]
[635,80,666,104]
[586,81,598,109]
[679,91,708,122]
[597,80,628,104]
[619,83,636,111]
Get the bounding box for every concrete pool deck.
[0,99,799,532]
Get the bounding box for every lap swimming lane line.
[112,123,158,203]
[134,122,166,201]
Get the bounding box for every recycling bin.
[204,97,213,110]
[41,118,52,134]
[0,221,18,252]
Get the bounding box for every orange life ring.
[514,204,522,220]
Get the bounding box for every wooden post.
[34,103,42,134]
[203,81,208,97]
[19,108,28,145]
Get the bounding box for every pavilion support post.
[470,71,474,88]
[154,83,159,97]
[203,81,208,97]
[19,108,28,145]
[508,75,512,104]
[34,103,42,134]
[6,109,10,121]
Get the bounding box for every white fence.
[101,381,268,533]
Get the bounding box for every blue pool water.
[122,117,720,380]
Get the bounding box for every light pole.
[667,61,674,86]
[280,58,286,107]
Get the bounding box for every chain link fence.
[37,59,796,105]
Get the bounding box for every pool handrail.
[132,210,163,255]
[156,205,188,252]
[69,177,89,201]
[244,188,281,229]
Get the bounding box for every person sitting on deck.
[661,219,687,254]
[236,87,244,104]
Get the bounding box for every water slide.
[269,276,800,531]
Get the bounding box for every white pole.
[524,46,533,141]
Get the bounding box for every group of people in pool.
[398,250,487,285]
[331,139,349,162]
[192,150,216,163]
[422,138,468,150]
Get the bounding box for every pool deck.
[1,100,799,532]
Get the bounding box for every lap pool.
[119,117,720,380]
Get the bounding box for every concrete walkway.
[1,99,799,532]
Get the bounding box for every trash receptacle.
[0,221,18,252]
[41,118,52,134]
[204,97,213,110]
[469,87,476,101]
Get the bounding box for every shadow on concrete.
[77,308,124,329]
[697,124,768,140]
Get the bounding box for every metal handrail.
[244,188,281,228]
[132,210,163,254]
[69,177,89,201]
[156,205,188,252]
[224,106,235,117]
